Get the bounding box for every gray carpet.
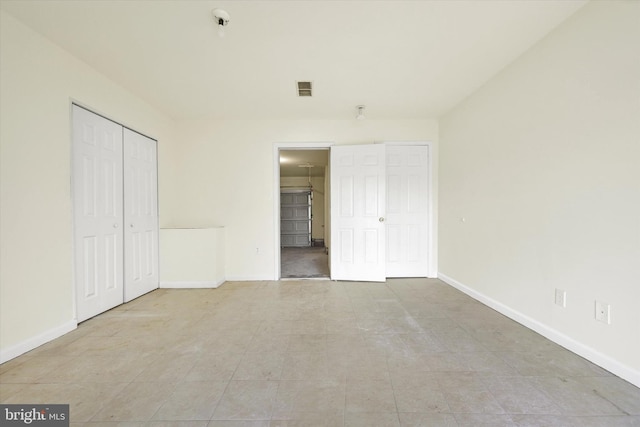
[281,246,329,278]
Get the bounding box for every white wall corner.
[438,272,640,389]
[0,319,77,364]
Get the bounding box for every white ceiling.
[0,0,586,121]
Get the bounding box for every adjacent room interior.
[279,149,330,279]
[1,0,639,423]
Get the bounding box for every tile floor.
[1,279,639,426]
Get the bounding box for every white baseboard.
[224,275,272,282]
[160,280,225,289]
[438,272,640,388]
[0,319,77,364]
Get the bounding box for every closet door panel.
[330,144,386,282]
[123,128,159,301]
[385,145,430,277]
[73,105,124,321]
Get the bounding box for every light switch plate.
[555,289,566,308]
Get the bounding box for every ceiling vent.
[296,81,313,97]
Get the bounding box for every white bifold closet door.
[123,128,159,302]
[330,144,386,282]
[73,106,125,321]
[73,105,158,322]
[385,145,430,277]
[330,143,430,282]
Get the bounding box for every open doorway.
[279,148,330,278]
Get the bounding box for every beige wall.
[165,119,438,280]
[0,11,176,358]
[439,1,640,385]
[159,228,225,287]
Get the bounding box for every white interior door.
[330,144,386,281]
[123,128,159,301]
[386,145,430,277]
[73,105,124,321]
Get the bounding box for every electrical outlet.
[595,301,611,324]
[555,289,566,307]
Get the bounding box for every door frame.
[273,142,333,280]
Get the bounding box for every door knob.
[379,217,385,222]
[113,223,119,228]
[130,224,134,228]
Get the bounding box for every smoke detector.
[212,9,230,38]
